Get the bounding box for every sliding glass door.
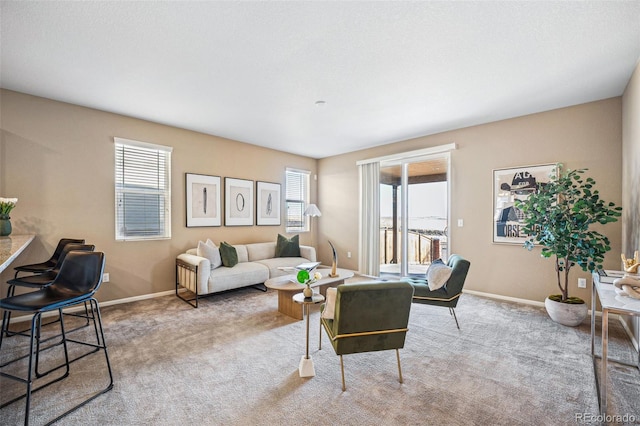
[380,155,449,278]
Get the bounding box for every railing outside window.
[380,227,447,266]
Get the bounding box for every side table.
[293,292,325,377]
[591,272,640,415]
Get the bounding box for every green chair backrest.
[444,254,471,296]
[330,281,414,355]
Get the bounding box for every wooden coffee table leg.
[277,290,303,320]
[275,278,346,320]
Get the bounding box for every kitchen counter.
[0,235,35,274]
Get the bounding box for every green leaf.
[297,270,309,284]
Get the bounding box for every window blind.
[114,138,172,241]
[285,168,309,232]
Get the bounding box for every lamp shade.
[304,204,322,217]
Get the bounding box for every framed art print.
[256,181,281,226]
[225,177,254,226]
[493,163,555,244]
[186,173,221,227]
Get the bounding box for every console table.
[0,235,35,274]
[591,272,640,415]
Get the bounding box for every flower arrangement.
[297,270,322,285]
[297,270,323,297]
[0,198,18,216]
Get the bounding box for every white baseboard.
[463,289,546,308]
[464,289,638,351]
[8,289,176,324]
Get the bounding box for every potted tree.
[516,164,622,326]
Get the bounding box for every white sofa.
[175,241,316,307]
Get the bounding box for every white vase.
[544,296,588,327]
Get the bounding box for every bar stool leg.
[45,299,114,425]
[24,312,39,426]
[0,307,9,350]
[2,284,16,339]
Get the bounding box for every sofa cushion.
[246,242,276,262]
[234,245,249,263]
[220,242,238,267]
[426,259,453,291]
[204,262,269,294]
[197,239,222,270]
[276,234,300,257]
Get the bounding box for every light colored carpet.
[1,284,639,425]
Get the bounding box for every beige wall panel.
[622,60,640,344]
[0,90,316,302]
[623,61,640,257]
[319,98,623,303]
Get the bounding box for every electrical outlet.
[347,251,352,258]
[103,273,110,283]
[578,278,586,288]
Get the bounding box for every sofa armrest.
[176,253,210,294]
[300,245,317,262]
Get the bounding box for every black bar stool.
[0,251,114,426]
[5,238,85,339]
[13,238,85,278]
[1,244,96,376]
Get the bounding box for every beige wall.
[622,60,640,342]
[0,89,629,306]
[0,89,317,302]
[623,61,640,258]
[318,98,623,304]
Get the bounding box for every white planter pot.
[544,297,588,327]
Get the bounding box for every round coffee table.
[265,267,354,320]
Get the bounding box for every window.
[285,168,310,232]
[114,137,172,241]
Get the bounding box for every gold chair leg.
[396,349,403,384]
[318,319,322,350]
[340,355,346,391]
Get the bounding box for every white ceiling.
[2,2,639,159]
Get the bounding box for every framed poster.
[256,181,281,226]
[493,163,556,244]
[225,177,254,226]
[186,173,221,227]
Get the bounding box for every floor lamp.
[304,203,322,262]
[304,204,322,244]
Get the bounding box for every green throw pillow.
[219,242,238,267]
[275,234,300,257]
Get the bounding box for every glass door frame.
[380,152,451,278]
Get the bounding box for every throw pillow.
[197,239,222,270]
[219,242,238,267]
[275,234,301,257]
[426,259,453,291]
[321,287,337,319]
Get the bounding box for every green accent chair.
[319,281,414,391]
[404,254,471,329]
